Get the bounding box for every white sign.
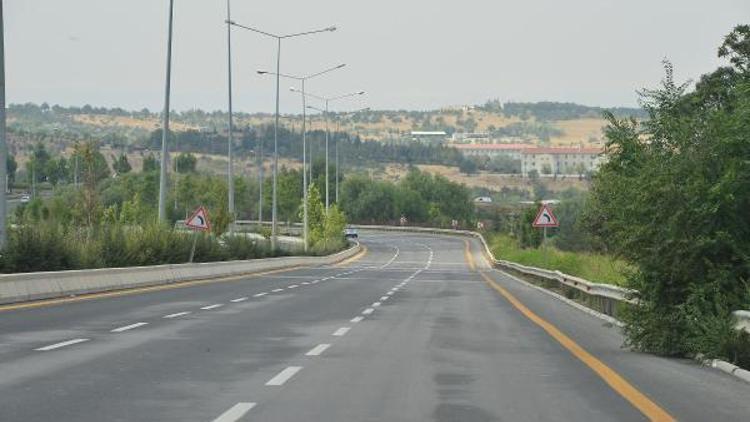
[185,206,211,231]
[532,204,559,228]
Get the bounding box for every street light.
[225,0,235,231]
[259,64,345,252]
[228,20,336,246]
[157,0,175,223]
[297,90,365,209]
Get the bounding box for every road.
[0,231,749,421]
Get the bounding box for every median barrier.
[0,242,361,306]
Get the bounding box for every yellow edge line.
[464,239,476,272]
[335,244,368,267]
[479,271,674,422]
[0,246,368,313]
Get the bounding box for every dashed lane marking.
[266,366,303,386]
[305,344,331,356]
[332,327,351,336]
[111,322,149,333]
[34,338,90,351]
[211,402,256,422]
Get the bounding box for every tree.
[584,26,750,361]
[113,153,132,175]
[458,158,478,175]
[6,155,17,187]
[541,163,552,175]
[173,153,197,173]
[142,153,159,173]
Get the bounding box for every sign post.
[185,206,211,263]
[531,203,559,266]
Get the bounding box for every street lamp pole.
[226,0,235,231]
[0,0,7,248]
[303,92,365,210]
[262,64,345,252]
[227,20,335,247]
[158,0,175,223]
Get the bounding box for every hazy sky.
[5,0,749,113]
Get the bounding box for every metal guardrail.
[353,224,749,331]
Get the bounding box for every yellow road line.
[464,239,476,272]
[335,244,368,267]
[0,247,368,313]
[478,271,674,421]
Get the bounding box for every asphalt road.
[1,231,749,421]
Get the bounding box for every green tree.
[173,153,197,173]
[113,153,132,175]
[6,155,17,186]
[584,26,750,361]
[142,153,159,173]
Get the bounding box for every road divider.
[0,242,362,308]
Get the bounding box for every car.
[344,228,358,239]
[20,194,30,203]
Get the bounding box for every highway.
[0,231,749,421]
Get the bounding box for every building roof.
[521,147,602,155]
[410,131,447,136]
[450,143,529,150]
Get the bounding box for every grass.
[488,233,631,286]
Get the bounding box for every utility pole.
[157,0,175,223]
[226,0,235,231]
[0,0,7,248]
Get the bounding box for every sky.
[5,0,749,113]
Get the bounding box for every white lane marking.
[35,338,89,351]
[380,246,400,269]
[272,288,284,293]
[266,366,303,386]
[301,281,310,285]
[230,297,248,303]
[111,322,149,333]
[164,311,191,319]
[310,280,320,284]
[372,302,382,307]
[201,304,224,310]
[211,402,257,422]
[332,327,351,336]
[350,316,364,323]
[362,308,374,315]
[253,292,268,298]
[287,285,299,289]
[386,292,394,296]
[305,344,331,356]
[380,296,388,301]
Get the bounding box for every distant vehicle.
[344,228,358,239]
[474,196,492,203]
[20,194,30,203]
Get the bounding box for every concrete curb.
[0,242,361,306]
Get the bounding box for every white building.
[409,131,448,144]
[451,143,529,160]
[520,147,604,177]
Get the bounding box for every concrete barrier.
[0,242,361,306]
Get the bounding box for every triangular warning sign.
[532,204,559,228]
[185,206,211,231]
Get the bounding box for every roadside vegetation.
[582,25,750,363]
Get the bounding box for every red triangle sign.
[185,206,211,231]
[532,204,559,228]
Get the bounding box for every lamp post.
[260,64,345,252]
[299,91,365,210]
[157,0,175,223]
[225,0,235,231]
[227,20,335,247]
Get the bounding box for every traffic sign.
[185,206,211,231]
[532,204,559,228]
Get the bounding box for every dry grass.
[74,115,197,131]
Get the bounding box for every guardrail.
[0,242,361,306]
[353,224,749,331]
